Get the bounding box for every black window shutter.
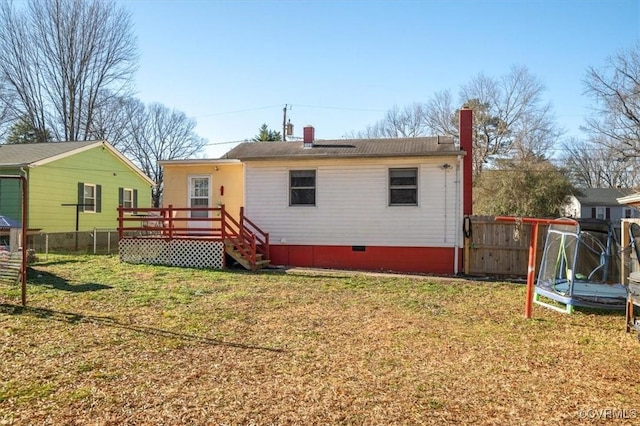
[606,208,610,219]
[118,187,123,207]
[591,207,596,218]
[133,189,138,208]
[78,182,85,212]
[96,185,102,213]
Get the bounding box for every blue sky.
[125,0,640,158]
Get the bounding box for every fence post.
[117,206,123,240]
[220,204,226,240]
[168,204,174,239]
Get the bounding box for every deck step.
[224,242,270,271]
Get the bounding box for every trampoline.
[534,218,627,313]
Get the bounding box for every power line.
[291,104,387,113]
[194,104,283,118]
[193,103,388,119]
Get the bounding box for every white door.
[188,175,211,232]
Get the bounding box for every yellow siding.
[162,163,244,220]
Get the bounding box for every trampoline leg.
[533,291,573,314]
[626,297,633,334]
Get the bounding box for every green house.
[0,141,154,232]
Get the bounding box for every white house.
[219,110,472,274]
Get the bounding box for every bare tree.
[353,66,560,181]
[0,0,137,142]
[424,90,457,136]
[460,66,561,177]
[87,91,141,150]
[560,136,640,188]
[583,43,640,158]
[354,103,431,138]
[0,81,14,140]
[123,102,208,207]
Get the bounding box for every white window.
[122,188,133,209]
[290,170,316,206]
[189,176,210,218]
[595,207,606,220]
[84,184,96,213]
[389,168,418,206]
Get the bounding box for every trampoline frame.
[534,219,627,314]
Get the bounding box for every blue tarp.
[0,215,20,229]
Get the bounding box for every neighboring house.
[617,192,640,210]
[159,110,473,274]
[0,141,154,232]
[562,188,640,224]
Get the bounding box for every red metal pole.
[495,216,576,319]
[20,176,27,306]
[525,223,539,319]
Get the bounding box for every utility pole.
[282,104,288,141]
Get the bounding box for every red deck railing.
[117,205,269,268]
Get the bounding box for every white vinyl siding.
[243,158,460,247]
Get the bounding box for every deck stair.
[224,237,270,271]
[222,208,270,271]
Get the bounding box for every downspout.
[453,156,462,275]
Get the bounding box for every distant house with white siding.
[159,109,473,274]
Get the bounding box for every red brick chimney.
[459,108,473,216]
[303,125,315,148]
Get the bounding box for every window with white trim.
[122,188,133,209]
[84,183,96,212]
[389,168,418,206]
[290,170,316,206]
[78,182,101,212]
[594,206,606,220]
[189,176,210,218]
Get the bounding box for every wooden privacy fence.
[464,216,548,277]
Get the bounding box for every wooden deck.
[117,205,269,271]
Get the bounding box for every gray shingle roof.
[573,188,637,206]
[223,136,461,160]
[0,141,98,166]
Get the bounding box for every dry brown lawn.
[1,255,639,425]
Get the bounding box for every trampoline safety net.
[536,219,627,310]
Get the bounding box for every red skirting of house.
[269,245,458,274]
